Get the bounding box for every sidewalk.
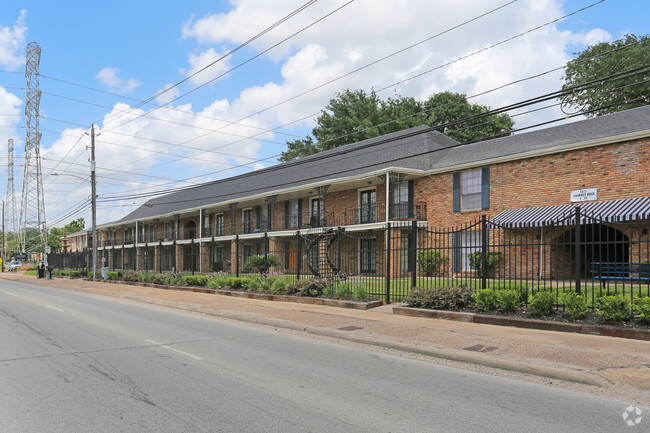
[3,272,649,400]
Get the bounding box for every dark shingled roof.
[107,105,650,226]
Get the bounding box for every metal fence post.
[337,227,342,275]
[481,215,488,291]
[386,222,391,304]
[411,220,418,289]
[235,235,239,278]
[296,231,302,281]
[264,232,268,273]
[575,206,581,295]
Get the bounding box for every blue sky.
[0,0,648,227]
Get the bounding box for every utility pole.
[91,124,97,280]
[2,201,5,272]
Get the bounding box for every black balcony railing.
[389,202,427,221]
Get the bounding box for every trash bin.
[101,267,109,280]
[46,266,53,280]
[37,267,45,279]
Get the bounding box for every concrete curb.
[189,308,601,387]
[393,307,650,341]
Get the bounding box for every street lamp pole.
[91,124,97,280]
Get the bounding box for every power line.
[94,68,649,205]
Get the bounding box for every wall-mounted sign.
[570,188,597,202]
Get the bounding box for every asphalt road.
[0,279,647,433]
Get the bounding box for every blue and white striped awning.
[490,196,650,228]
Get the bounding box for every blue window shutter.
[408,180,414,218]
[284,201,289,229]
[453,231,461,273]
[481,167,490,210]
[452,172,461,212]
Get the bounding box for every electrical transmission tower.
[20,41,47,257]
[6,139,19,254]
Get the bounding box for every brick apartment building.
[65,105,650,279]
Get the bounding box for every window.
[360,238,377,273]
[148,224,154,242]
[461,169,481,210]
[211,245,223,272]
[359,189,376,223]
[259,205,270,231]
[243,245,253,270]
[164,222,171,241]
[400,234,414,272]
[310,198,323,227]
[215,214,224,236]
[454,230,483,272]
[203,214,212,237]
[391,180,412,218]
[286,199,300,228]
[243,209,253,234]
[453,168,489,212]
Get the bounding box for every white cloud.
[155,83,181,105]
[95,67,142,93]
[44,0,624,225]
[0,9,27,70]
[182,48,231,86]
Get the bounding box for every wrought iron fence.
[48,207,650,308]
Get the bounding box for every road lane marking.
[5,291,19,297]
[45,305,64,312]
[145,339,203,361]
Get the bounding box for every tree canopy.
[279,90,514,161]
[561,34,650,117]
[47,218,85,253]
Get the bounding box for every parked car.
[7,261,22,271]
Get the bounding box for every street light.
[51,171,97,280]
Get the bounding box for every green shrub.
[417,251,448,276]
[496,290,521,313]
[635,297,650,323]
[353,285,368,301]
[246,276,261,291]
[69,270,81,277]
[561,292,588,321]
[406,286,474,311]
[336,282,351,299]
[107,271,120,280]
[271,277,290,294]
[474,289,498,312]
[467,251,502,278]
[243,254,282,273]
[285,278,326,297]
[323,284,335,297]
[183,275,208,287]
[208,273,230,289]
[226,277,249,289]
[597,295,632,322]
[122,270,139,282]
[529,291,555,316]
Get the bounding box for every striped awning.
[490,196,650,228]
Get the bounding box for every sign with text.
[570,188,597,202]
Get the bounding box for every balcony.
[389,202,427,221]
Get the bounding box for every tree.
[561,34,650,117]
[47,219,85,253]
[279,89,514,161]
[64,218,85,235]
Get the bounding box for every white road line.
[145,339,203,361]
[45,305,64,312]
[5,292,19,297]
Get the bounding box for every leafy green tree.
[64,218,85,235]
[48,227,64,253]
[279,89,514,161]
[561,34,650,117]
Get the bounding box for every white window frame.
[461,169,482,211]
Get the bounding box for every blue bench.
[590,262,650,287]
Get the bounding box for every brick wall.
[419,138,650,228]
